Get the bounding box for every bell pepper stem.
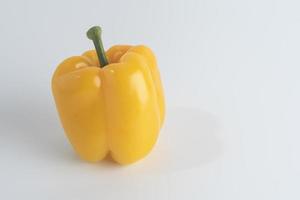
[86,26,109,68]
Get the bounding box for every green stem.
[86,26,108,68]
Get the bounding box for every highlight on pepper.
[51,26,165,165]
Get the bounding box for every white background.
[0,0,299,199]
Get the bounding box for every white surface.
[0,0,299,199]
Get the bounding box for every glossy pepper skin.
[52,44,165,165]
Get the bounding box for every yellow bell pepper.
[52,26,165,165]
